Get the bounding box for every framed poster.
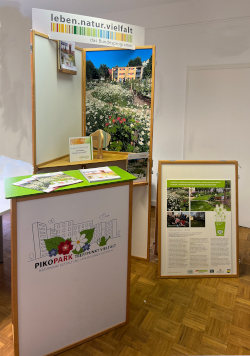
[158,161,239,278]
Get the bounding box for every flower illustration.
[82,243,91,251]
[58,240,73,255]
[72,235,88,252]
[49,248,58,257]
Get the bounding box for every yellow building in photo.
[112,66,143,81]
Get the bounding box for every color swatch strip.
[51,23,133,43]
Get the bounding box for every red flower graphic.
[58,240,73,255]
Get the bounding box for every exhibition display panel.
[158,161,239,278]
[5,167,135,356]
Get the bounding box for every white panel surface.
[131,185,149,259]
[17,185,129,356]
[35,35,82,165]
[184,65,250,227]
[160,163,237,277]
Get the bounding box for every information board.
[158,161,239,278]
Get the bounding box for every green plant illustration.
[98,236,111,246]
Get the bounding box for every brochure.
[80,167,120,183]
[13,172,83,193]
[58,41,77,74]
[69,136,93,162]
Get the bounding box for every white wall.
[103,0,250,227]
[1,0,250,225]
[0,6,32,163]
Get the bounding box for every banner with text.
[32,8,145,49]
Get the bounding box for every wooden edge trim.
[31,30,36,171]
[158,160,238,165]
[15,181,131,203]
[37,155,69,168]
[133,181,148,186]
[235,161,240,277]
[149,45,156,163]
[58,68,77,75]
[146,163,151,262]
[154,181,158,256]
[11,199,19,356]
[157,162,162,277]
[159,274,239,279]
[131,255,148,262]
[82,50,86,136]
[47,321,127,356]
[126,182,133,322]
[33,30,49,39]
[84,45,154,52]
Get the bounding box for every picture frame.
[158,160,239,278]
[58,40,77,75]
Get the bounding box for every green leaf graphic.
[44,237,65,252]
[80,228,95,243]
[98,236,110,246]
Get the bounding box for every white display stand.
[158,161,239,278]
[8,173,133,356]
[31,31,153,261]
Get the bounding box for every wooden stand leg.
[0,216,3,263]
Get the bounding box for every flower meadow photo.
[167,212,190,228]
[167,187,189,211]
[84,48,154,153]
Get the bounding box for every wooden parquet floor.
[1,211,250,356]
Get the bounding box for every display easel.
[30,30,155,260]
[158,160,239,278]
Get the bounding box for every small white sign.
[32,8,145,49]
[69,136,93,162]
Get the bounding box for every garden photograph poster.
[165,179,233,276]
[84,47,154,154]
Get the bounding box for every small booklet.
[69,136,93,162]
[13,172,83,193]
[80,167,120,183]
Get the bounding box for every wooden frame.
[11,180,133,356]
[158,160,239,278]
[82,46,155,184]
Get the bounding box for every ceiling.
[1,0,188,19]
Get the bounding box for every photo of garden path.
[85,48,153,153]
[190,187,231,211]
[190,212,206,227]
[167,188,189,211]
